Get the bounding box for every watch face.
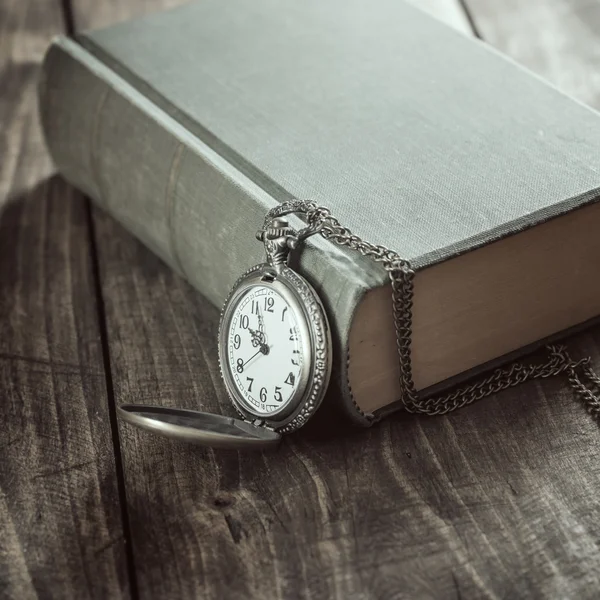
[225,285,305,416]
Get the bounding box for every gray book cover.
[39,0,600,424]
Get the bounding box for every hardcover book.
[39,0,600,425]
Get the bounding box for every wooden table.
[2,0,600,598]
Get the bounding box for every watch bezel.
[218,263,332,434]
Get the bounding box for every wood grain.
[93,209,600,599]
[0,1,129,598]
[71,0,600,599]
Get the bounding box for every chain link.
[264,201,600,419]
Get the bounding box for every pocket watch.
[118,190,600,448]
[118,206,333,449]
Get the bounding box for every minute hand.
[257,305,267,339]
[255,305,269,353]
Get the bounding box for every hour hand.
[248,327,268,353]
[248,327,263,344]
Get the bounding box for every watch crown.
[270,217,289,229]
[261,218,297,268]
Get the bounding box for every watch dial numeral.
[264,297,275,313]
[228,285,304,417]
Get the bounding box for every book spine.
[38,37,379,425]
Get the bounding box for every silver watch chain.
[262,200,600,420]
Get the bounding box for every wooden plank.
[462,0,600,109]
[0,1,129,597]
[72,0,600,598]
[92,210,600,599]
